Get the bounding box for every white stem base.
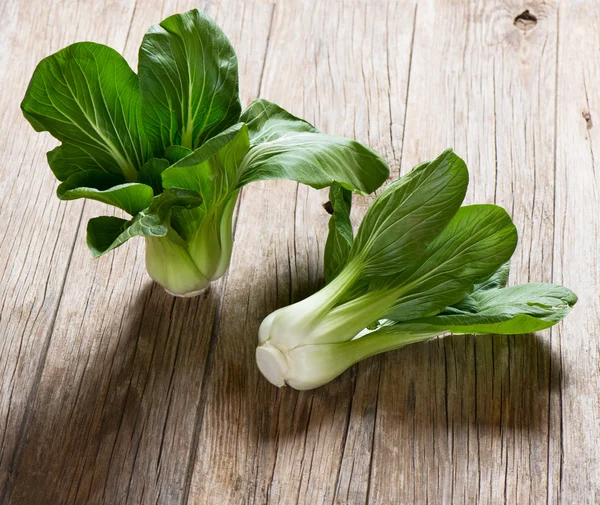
[256,343,288,387]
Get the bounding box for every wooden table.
[1,0,598,503]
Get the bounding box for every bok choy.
[256,150,577,390]
[21,9,388,296]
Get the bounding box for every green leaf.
[349,149,468,276]
[58,171,154,216]
[161,126,248,276]
[56,170,124,195]
[441,260,511,314]
[86,214,166,257]
[387,283,577,335]
[238,100,389,194]
[147,187,203,221]
[138,9,241,151]
[164,146,193,164]
[21,42,149,183]
[241,98,318,142]
[139,158,170,195]
[323,184,353,282]
[162,124,249,206]
[87,216,135,256]
[379,204,518,321]
[85,187,202,257]
[473,261,510,293]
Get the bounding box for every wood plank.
[0,0,139,500]
[2,2,274,505]
[331,3,417,504]
[185,1,414,504]
[369,1,562,504]
[554,1,600,501]
[2,0,598,503]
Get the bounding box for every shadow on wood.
[6,270,564,504]
[6,282,220,505]
[373,331,562,434]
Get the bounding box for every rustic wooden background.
[1,0,599,503]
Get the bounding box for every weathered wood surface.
[0,0,598,504]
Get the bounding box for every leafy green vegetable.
[375,204,518,322]
[138,158,170,195]
[348,149,469,276]
[86,188,203,258]
[138,9,241,151]
[58,180,154,216]
[21,43,149,183]
[22,9,388,296]
[394,283,577,335]
[255,150,577,390]
[87,215,162,258]
[239,100,388,194]
[471,261,511,293]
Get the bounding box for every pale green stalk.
[257,323,444,390]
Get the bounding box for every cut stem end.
[164,285,210,298]
[256,343,288,387]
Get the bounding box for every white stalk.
[145,234,210,296]
[256,260,415,389]
[256,325,443,390]
[145,192,240,297]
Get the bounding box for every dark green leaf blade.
[161,124,250,209]
[86,214,166,258]
[348,149,469,276]
[441,260,512,314]
[147,187,203,221]
[324,184,354,282]
[473,261,510,293]
[56,171,124,195]
[161,124,248,242]
[164,146,193,164]
[87,216,132,257]
[58,171,154,216]
[139,9,241,151]
[238,100,389,195]
[384,283,577,335]
[241,98,317,141]
[139,158,170,195]
[380,204,518,321]
[21,42,149,182]
[85,187,202,257]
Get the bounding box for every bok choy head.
[21,9,388,296]
[256,150,577,390]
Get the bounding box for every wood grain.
[370,2,563,504]
[0,0,598,504]
[555,1,600,501]
[1,1,273,504]
[0,0,139,500]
